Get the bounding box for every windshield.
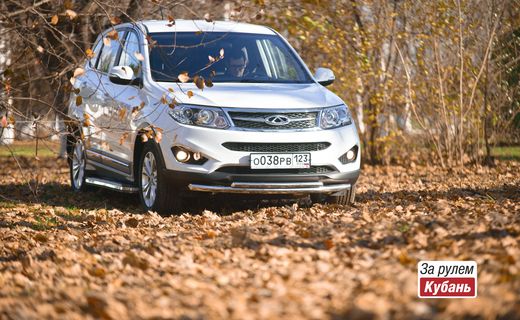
[148,32,313,83]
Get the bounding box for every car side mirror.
[314,67,335,86]
[109,66,137,86]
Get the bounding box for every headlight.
[320,104,352,129]
[168,105,230,129]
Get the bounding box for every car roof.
[138,19,276,35]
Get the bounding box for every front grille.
[222,142,330,153]
[228,111,319,130]
[215,166,335,175]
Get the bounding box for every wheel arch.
[132,123,168,180]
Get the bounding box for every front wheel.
[138,142,182,215]
[69,138,87,192]
[311,184,356,206]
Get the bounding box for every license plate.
[250,153,311,169]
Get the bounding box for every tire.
[311,184,356,206]
[69,138,88,192]
[137,142,182,215]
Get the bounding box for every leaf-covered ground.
[0,156,519,319]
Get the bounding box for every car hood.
[155,82,343,109]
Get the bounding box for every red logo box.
[418,261,477,298]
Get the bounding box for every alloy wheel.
[71,141,85,189]
[141,151,158,208]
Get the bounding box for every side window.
[118,31,141,76]
[96,30,126,73]
[88,38,103,68]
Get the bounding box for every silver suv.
[67,20,361,214]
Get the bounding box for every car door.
[75,30,125,169]
[74,36,105,158]
[102,29,146,176]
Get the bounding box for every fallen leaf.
[194,76,204,90]
[178,72,189,83]
[106,30,119,40]
[110,16,122,25]
[118,108,126,120]
[126,217,139,228]
[50,15,59,25]
[65,9,77,20]
[86,48,95,59]
[73,67,85,78]
[323,239,334,250]
[134,52,144,61]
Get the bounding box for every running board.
[85,177,138,193]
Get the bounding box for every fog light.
[193,152,201,161]
[346,150,355,161]
[339,145,359,164]
[175,149,190,162]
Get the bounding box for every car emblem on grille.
[264,115,290,126]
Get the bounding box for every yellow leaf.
[208,55,215,63]
[187,90,194,98]
[76,96,82,106]
[36,46,44,53]
[86,48,95,59]
[50,15,59,25]
[103,37,111,47]
[219,48,224,58]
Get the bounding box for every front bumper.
[163,167,360,194]
[158,121,361,195]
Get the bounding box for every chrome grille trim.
[223,108,321,131]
